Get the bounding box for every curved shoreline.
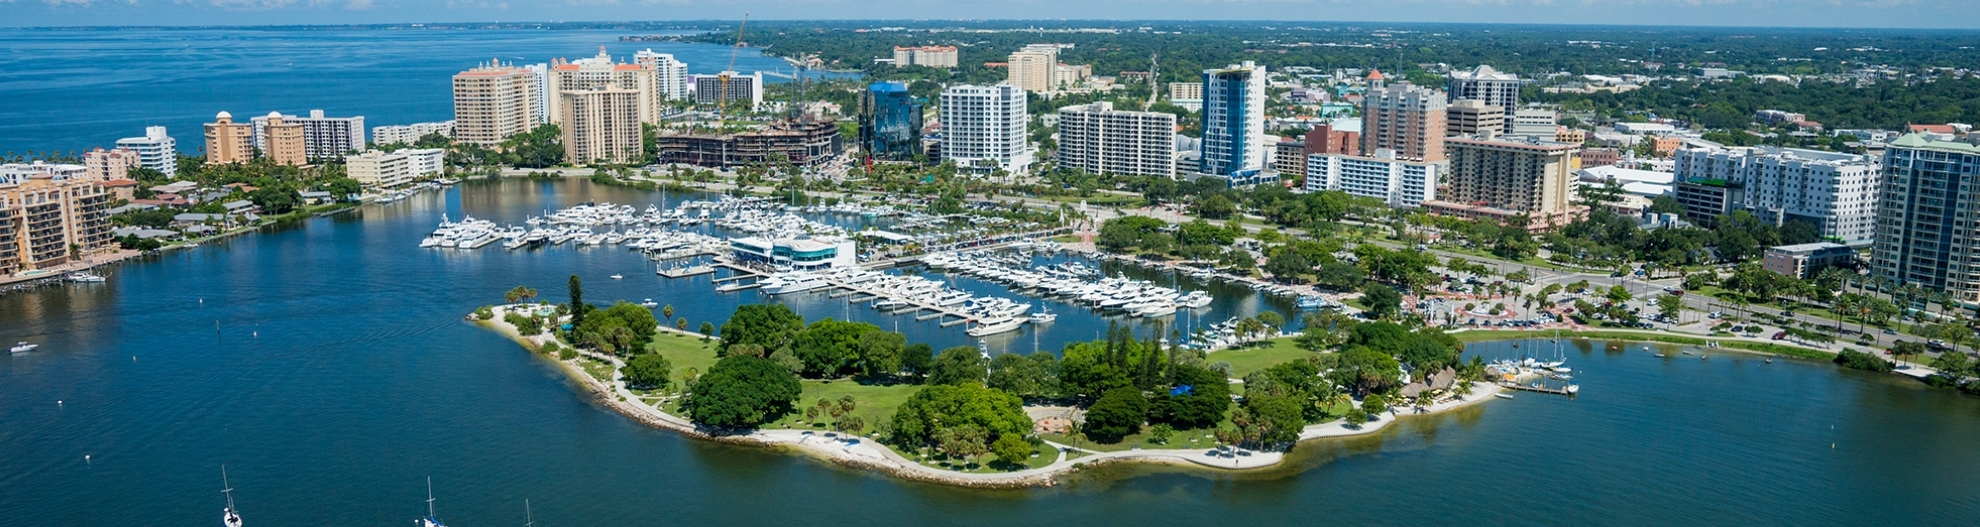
[470,306,1506,488]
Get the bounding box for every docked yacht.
[66,271,107,283]
[763,273,828,295]
[966,317,1025,337]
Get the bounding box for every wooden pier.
[1499,382,1578,396]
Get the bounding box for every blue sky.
[3,0,1977,29]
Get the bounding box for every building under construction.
[655,118,843,168]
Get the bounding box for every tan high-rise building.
[892,46,959,68]
[546,48,660,126]
[204,111,254,165]
[84,148,141,181]
[1361,82,1447,162]
[1007,45,1058,93]
[1443,135,1581,216]
[452,61,542,148]
[261,112,307,166]
[1446,99,1505,137]
[560,88,646,165]
[0,165,113,275]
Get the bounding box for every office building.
[0,163,114,275]
[1305,150,1441,208]
[559,88,646,165]
[1007,45,1058,93]
[1055,101,1176,178]
[452,61,541,147]
[1361,82,1447,162]
[859,82,925,161]
[346,148,444,189]
[203,111,254,165]
[1511,109,1558,136]
[939,84,1031,175]
[115,126,177,177]
[372,121,456,146]
[1673,179,1745,227]
[1447,65,1520,133]
[251,110,365,160]
[1435,135,1580,224]
[1275,141,1307,179]
[1672,145,1880,244]
[634,49,691,101]
[1200,61,1267,176]
[1764,242,1856,279]
[892,46,959,68]
[84,148,140,182]
[1446,99,1504,137]
[694,71,763,111]
[1557,128,1588,144]
[1304,123,1360,157]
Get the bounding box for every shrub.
[539,341,560,355]
[474,306,494,320]
[506,313,542,335]
[1833,349,1894,373]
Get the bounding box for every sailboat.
[420,477,446,527]
[221,467,243,527]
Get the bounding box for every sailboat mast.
[426,477,436,519]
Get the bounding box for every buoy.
[84,455,90,462]
[57,400,62,405]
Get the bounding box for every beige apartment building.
[1007,45,1058,93]
[0,166,114,275]
[546,48,661,126]
[261,112,307,166]
[452,62,542,148]
[893,46,959,68]
[560,88,646,165]
[1434,135,1582,227]
[204,111,254,165]
[1447,99,1505,137]
[85,148,140,181]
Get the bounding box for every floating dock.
[657,265,715,278]
[1499,382,1578,396]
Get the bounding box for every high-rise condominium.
[1446,99,1504,137]
[694,72,763,111]
[1871,134,1980,302]
[939,84,1031,175]
[633,49,691,102]
[560,88,646,165]
[1361,81,1447,162]
[0,162,113,275]
[1448,65,1520,133]
[204,111,254,165]
[259,112,307,166]
[252,110,365,160]
[115,126,177,177]
[1443,135,1580,217]
[858,82,925,161]
[1306,150,1441,208]
[893,46,959,68]
[546,48,661,126]
[1007,45,1059,94]
[1056,101,1176,178]
[1200,61,1267,177]
[372,121,456,146]
[452,61,541,147]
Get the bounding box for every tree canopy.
[685,355,804,429]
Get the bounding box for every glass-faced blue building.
[859,82,926,161]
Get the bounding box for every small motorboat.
[610,274,624,280]
[1766,358,1774,364]
[10,341,37,353]
[639,299,659,307]
[1494,393,1515,400]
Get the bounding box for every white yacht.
[10,341,37,353]
[420,478,446,527]
[764,273,828,295]
[221,467,243,527]
[966,317,1025,337]
[66,271,107,283]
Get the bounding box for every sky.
[3,0,1979,29]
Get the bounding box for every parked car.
[1772,331,1787,340]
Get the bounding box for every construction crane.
[717,12,749,130]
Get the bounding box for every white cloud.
[345,0,373,8]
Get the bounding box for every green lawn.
[766,379,920,433]
[1040,425,1225,453]
[575,356,615,383]
[647,332,721,385]
[1211,338,1321,378]
[895,442,1060,473]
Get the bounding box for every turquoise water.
[0,28,845,155]
[4,179,1980,525]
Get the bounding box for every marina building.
[1872,134,1980,303]
[0,163,114,275]
[346,148,443,189]
[729,235,857,272]
[1055,101,1176,178]
[1432,135,1580,227]
[115,126,177,177]
[1305,150,1441,208]
[634,49,691,101]
[1361,81,1447,162]
[858,82,925,161]
[1199,62,1267,177]
[939,84,1031,175]
[893,46,959,68]
[560,88,647,165]
[204,112,255,166]
[694,71,763,112]
[251,110,366,160]
[372,121,455,146]
[1447,65,1520,133]
[1672,145,1880,244]
[452,61,542,148]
